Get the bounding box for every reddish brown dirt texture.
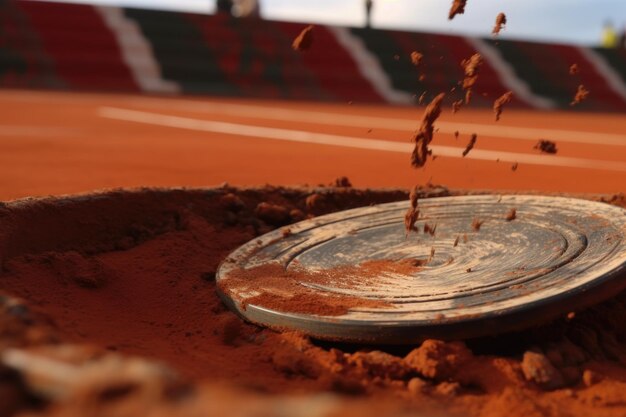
[410,51,424,67]
[535,139,558,154]
[292,25,314,51]
[462,133,478,157]
[448,0,467,20]
[461,53,483,104]
[411,93,445,168]
[493,91,514,121]
[1,187,626,416]
[571,84,590,106]
[570,64,579,75]
[492,13,507,35]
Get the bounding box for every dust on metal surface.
[216,195,626,343]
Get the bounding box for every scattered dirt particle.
[410,51,423,67]
[534,139,558,154]
[448,0,467,20]
[411,93,445,168]
[454,130,459,140]
[505,208,516,221]
[492,12,507,35]
[333,176,352,187]
[292,25,314,51]
[461,53,483,104]
[423,223,437,236]
[405,340,473,380]
[566,311,576,320]
[462,134,478,157]
[466,267,472,273]
[289,208,306,222]
[435,381,461,397]
[418,92,427,105]
[582,369,600,387]
[569,63,579,75]
[281,228,292,238]
[471,218,483,231]
[453,236,460,247]
[521,351,565,390]
[570,84,589,106]
[404,186,420,234]
[493,91,513,121]
[418,74,426,82]
[407,377,428,394]
[452,99,463,114]
[511,162,518,171]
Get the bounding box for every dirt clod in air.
[461,53,483,104]
[418,92,427,105]
[292,25,314,51]
[411,93,445,168]
[534,139,558,154]
[471,218,483,231]
[410,51,423,67]
[462,134,477,157]
[452,99,463,114]
[511,162,518,171]
[493,91,513,121]
[404,186,420,234]
[492,13,507,35]
[448,0,467,20]
[505,208,516,221]
[570,84,589,106]
[454,131,459,140]
[453,236,460,247]
[569,64,579,75]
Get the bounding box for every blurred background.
[0,0,625,199]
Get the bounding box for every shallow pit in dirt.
[1,186,626,417]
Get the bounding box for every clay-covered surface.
[1,186,626,417]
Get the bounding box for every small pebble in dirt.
[521,351,565,390]
[471,218,483,231]
[453,236,460,247]
[407,377,428,394]
[511,162,519,171]
[492,12,507,35]
[462,133,477,157]
[582,369,601,387]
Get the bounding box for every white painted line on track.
[0,126,78,137]
[123,98,626,147]
[98,106,626,173]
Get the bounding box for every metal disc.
[216,195,626,344]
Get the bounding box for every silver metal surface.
[216,195,626,344]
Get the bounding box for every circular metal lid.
[216,195,626,344]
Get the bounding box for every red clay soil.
[1,186,626,417]
[492,13,507,35]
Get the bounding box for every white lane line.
[578,47,626,104]
[327,27,413,105]
[98,106,626,173]
[122,97,626,147]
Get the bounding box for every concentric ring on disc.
[216,195,626,344]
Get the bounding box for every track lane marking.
[98,106,626,173]
[121,98,626,147]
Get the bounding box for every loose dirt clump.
[411,93,445,168]
[534,139,558,154]
[471,218,483,231]
[493,91,513,121]
[452,99,463,114]
[570,84,589,106]
[333,176,353,187]
[511,162,519,171]
[404,185,420,234]
[462,134,478,157]
[461,53,483,104]
[448,0,467,20]
[292,25,314,51]
[492,13,507,35]
[569,63,579,75]
[410,51,424,67]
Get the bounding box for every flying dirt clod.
[292,25,314,51]
[492,13,507,35]
[448,0,467,20]
[493,91,513,121]
[411,93,446,168]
